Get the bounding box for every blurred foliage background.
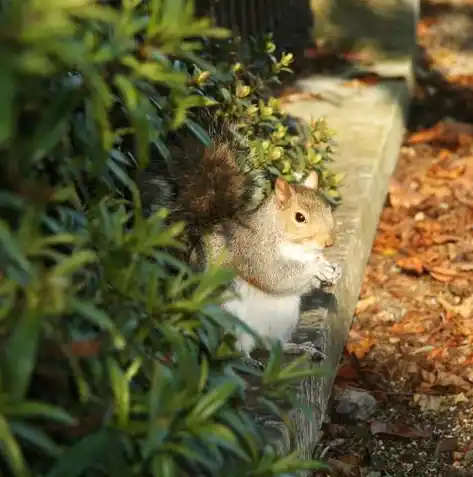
[0,0,338,475]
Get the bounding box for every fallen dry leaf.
[432,234,462,244]
[338,454,362,466]
[421,370,437,386]
[388,178,426,209]
[455,262,473,272]
[427,265,463,283]
[447,74,473,86]
[336,363,361,381]
[428,265,463,277]
[407,120,473,148]
[396,256,425,275]
[453,451,466,462]
[379,247,398,256]
[354,296,377,315]
[408,123,445,145]
[453,392,469,404]
[438,295,473,320]
[323,423,352,439]
[327,457,356,476]
[68,338,103,358]
[435,371,471,391]
[435,437,458,456]
[417,16,440,37]
[453,187,473,208]
[413,393,444,412]
[390,321,426,334]
[346,334,376,360]
[429,271,456,283]
[428,161,466,180]
[372,231,401,255]
[370,420,432,439]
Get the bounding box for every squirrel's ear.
[303,171,319,190]
[275,176,293,206]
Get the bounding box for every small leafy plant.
[182,34,343,204]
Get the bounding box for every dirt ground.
[307,0,473,476]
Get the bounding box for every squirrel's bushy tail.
[138,111,267,231]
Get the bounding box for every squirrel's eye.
[295,212,306,223]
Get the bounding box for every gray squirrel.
[138,110,342,360]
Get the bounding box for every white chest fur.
[222,278,301,354]
[278,241,321,261]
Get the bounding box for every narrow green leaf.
[69,298,125,349]
[9,421,62,458]
[3,309,42,400]
[0,220,30,272]
[161,0,184,30]
[198,356,209,392]
[0,415,29,477]
[29,233,82,256]
[187,381,237,424]
[28,88,81,164]
[152,137,171,162]
[185,117,212,147]
[106,358,130,427]
[0,70,15,146]
[270,451,326,473]
[107,155,135,190]
[52,250,97,277]
[45,429,111,477]
[114,74,151,168]
[151,454,176,477]
[2,401,75,425]
[264,341,284,379]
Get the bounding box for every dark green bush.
[0,1,333,476]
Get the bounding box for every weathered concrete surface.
[264,58,415,469]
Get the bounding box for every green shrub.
[0,1,332,476]
[172,34,343,204]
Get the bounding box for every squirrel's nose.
[325,234,335,248]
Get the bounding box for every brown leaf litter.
[314,1,473,475]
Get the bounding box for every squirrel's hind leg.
[241,355,265,371]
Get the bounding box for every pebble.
[449,278,472,298]
[334,388,378,421]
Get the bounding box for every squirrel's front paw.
[311,275,322,289]
[314,259,342,286]
[326,262,342,285]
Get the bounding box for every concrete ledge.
[265,69,412,462]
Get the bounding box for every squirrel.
[137,110,342,361]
